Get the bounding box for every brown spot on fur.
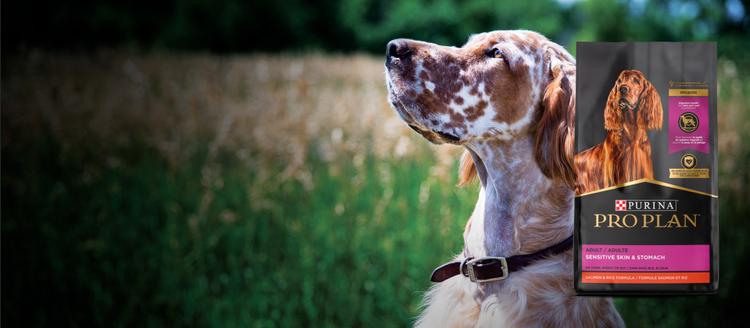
[465,100,487,121]
[510,32,543,51]
[450,111,465,122]
[451,83,462,93]
[470,85,479,95]
[486,62,532,124]
[415,90,451,118]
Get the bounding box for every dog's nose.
[387,39,412,59]
[619,86,629,95]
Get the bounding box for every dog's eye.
[485,48,503,59]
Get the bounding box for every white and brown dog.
[385,30,624,327]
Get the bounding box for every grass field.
[2,52,749,327]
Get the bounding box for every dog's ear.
[638,78,663,130]
[603,84,621,131]
[534,49,576,189]
[457,150,477,187]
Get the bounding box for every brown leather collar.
[430,235,574,283]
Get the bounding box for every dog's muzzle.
[617,98,634,110]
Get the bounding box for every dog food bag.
[574,42,718,295]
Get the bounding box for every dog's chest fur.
[416,254,622,328]
[417,138,622,328]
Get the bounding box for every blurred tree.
[572,0,747,61]
[2,0,746,56]
[339,0,568,52]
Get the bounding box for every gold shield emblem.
[681,153,697,169]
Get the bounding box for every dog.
[385,30,623,327]
[575,70,663,195]
[680,115,696,129]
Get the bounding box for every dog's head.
[385,30,576,187]
[604,70,663,131]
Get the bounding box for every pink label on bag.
[669,94,709,153]
[581,244,710,272]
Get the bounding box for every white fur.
[416,134,624,328]
[426,81,437,92]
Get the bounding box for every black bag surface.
[574,42,718,295]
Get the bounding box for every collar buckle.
[461,257,509,283]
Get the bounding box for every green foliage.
[3,0,747,58]
[338,0,566,52]
[574,0,741,41]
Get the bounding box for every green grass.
[2,132,476,327]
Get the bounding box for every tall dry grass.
[2,51,460,177]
